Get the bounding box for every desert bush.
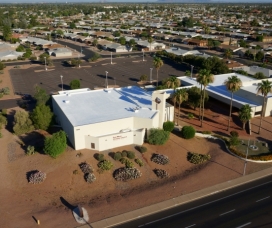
[84,173,96,183]
[121,150,127,157]
[151,154,169,165]
[135,158,144,167]
[148,128,170,145]
[1,108,7,115]
[28,170,46,184]
[163,121,175,132]
[188,113,194,119]
[1,87,10,95]
[181,126,195,139]
[98,160,113,171]
[230,131,239,138]
[125,159,134,168]
[113,152,122,161]
[26,145,35,155]
[94,153,104,161]
[113,168,141,181]
[154,169,169,179]
[73,170,79,175]
[229,136,240,146]
[187,152,211,164]
[13,110,34,135]
[44,130,67,158]
[120,157,127,164]
[0,114,7,128]
[136,146,147,153]
[79,162,93,174]
[0,93,3,98]
[127,151,135,159]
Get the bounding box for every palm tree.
[164,76,180,89]
[153,57,164,87]
[224,49,233,60]
[147,36,153,55]
[197,69,214,127]
[175,88,188,126]
[238,104,252,130]
[256,80,272,134]
[224,76,242,131]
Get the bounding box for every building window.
[91,143,95,149]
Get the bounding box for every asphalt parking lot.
[9,56,189,96]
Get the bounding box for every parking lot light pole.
[44,57,47,71]
[60,75,63,91]
[111,52,112,65]
[143,50,145,61]
[150,68,153,82]
[191,65,194,79]
[105,71,108,89]
[78,53,80,68]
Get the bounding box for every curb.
[89,166,272,228]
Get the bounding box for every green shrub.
[181,126,195,139]
[136,146,147,153]
[26,145,35,155]
[202,131,212,134]
[230,131,239,138]
[97,160,113,171]
[187,152,211,164]
[94,153,104,161]
[1,87,10,95]
[121,150,127,157]
[43,130,67,158]
[135,158,144,167]
[113,152,122,161]
[120,157,127,164]
[69,79,81,90]
[125,159,134,168]
[188,113,194,119]
[148,128,170,145]
[229,136,240,146]
[163,121,175,132]
[0,93,3,98]
[73,170,79,175]
[127,151,135,159]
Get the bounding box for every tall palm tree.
[165,76,180,89]
[175,88,188,126]
[147,36,153,55]
[256,80,272,134]
[224,76,242,131]
[238,104,252,130]
[197,69,214,127]
[153,57,164,87]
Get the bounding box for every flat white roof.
[179,73,272,107]
[53,86,157,127]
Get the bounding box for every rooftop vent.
[63,100,70,103]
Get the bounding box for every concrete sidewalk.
[76,166,272,228]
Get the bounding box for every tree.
[70,79,81,89]
[238,104,252,130]
[254,72,265,79]
[256,51,264,62]
[33,85,50,105]
[185,70,191,76]
[224,76,242,131]
[56,29,64,38]
[3,24,12,41]
[140,74,148,81]
[16,45,25,52]
[92,39,98,47]
[129,39,136,48]
[256,80,272,134]
[153,57,163,87]
[147,128,170,145]
[147,36,153,54]
[197,69,214,127]
[256,35,263,42]
[70,58,81,67]
[31,104,53,130]
[187,86,208,110]
[13,110,34,135]
[250,18,259,27]
[44,130,67,158]
[70,22,76,29]
[181,17,194,28]
[119,37,126,45]
[164,76,180,89]
[113,31,121,37]
[224,49,233,60]
[175,88,188,126]
[236,70,248,76]
[39,53,51,65]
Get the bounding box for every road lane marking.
[220,209,235,216]
[185,224,196,228]
[236,222,251,228]
[256,196,270,202]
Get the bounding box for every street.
[115,175,272,228]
